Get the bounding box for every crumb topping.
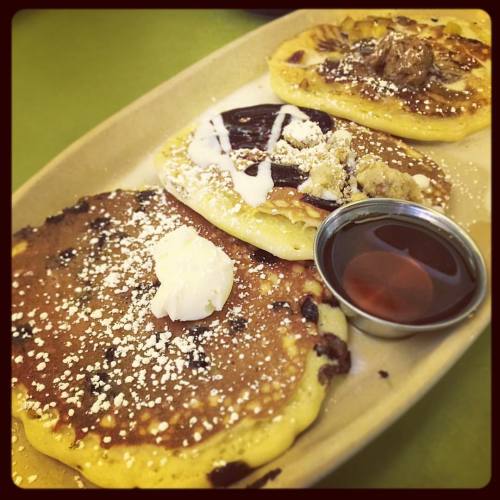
[356,154,423,203]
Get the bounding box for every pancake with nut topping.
[11,188,350,488]
[156,104,450,261]
[268,14,491,141]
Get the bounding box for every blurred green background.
[12,9,491,488]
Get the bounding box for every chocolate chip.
[301,296,318,323]
[104,347,116,363]
[87,371,110,395]
[271,301,291,310]
[251,249,278,264]
[12,323,34,342]
[318,58,340,78]
[246,468,282,489]
[46,213,65,224]
[96,235,107,248]
[136,190,156,203]
[96,371,109,383]
[314,334,351,374]
[188,351,209,370]
[154,332,170,348]
[89,217,111,230]
[286,50,304,63]
[135,190,158,212]
[189,326,210,339]
[66,200,90,214]
[318,364,337,385]
[59,248,77,261]
[230,317,247,333]
[378,370,390,379]
[133,282,156,298]
[208,461,253,488]
[88,372,118,399]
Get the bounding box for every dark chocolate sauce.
[244,162,308,188]
[322,215,478,325]
[221,104,334,150]
[300,194,341,212]
[221,105,341,210]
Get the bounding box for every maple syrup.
[322,215,478,325]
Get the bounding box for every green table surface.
[12,9,491,488]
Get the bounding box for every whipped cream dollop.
[150,226,234,321]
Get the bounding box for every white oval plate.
[12,9,491,488]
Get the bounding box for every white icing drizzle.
[188,118,223,168]
[188,105,308,207]
[210,114,232,154]
[231,161,273,207]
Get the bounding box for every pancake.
[156,104,451,261]
[268,14,491,141]
[11,188,350,488]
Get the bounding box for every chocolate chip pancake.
[268,14,491,141]
[11,188,350,488]
[156,104,451,261]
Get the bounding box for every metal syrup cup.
[314,198,488,339]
